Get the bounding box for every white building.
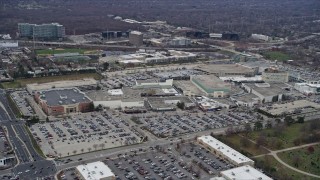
[76,161,115,180]
[220,165,273,180]
[197,135,254,166]
[251,34,270,41]
[169,37,191,46]
[134,79,173,88]
[0,41,18,48]
[294,83,320,95]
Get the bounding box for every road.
[0,89,56,180]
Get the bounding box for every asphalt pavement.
[0,90,57,180]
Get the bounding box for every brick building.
[35,88,92,116]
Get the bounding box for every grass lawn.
[0,81,21,89]
[248,122,308,150]
[0,73,102,89]
[254,155,317,180]
[278,144,320,176]
[263,51,291,61]
[217,135,269,157]
[35,48,98,55]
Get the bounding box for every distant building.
[191,75,231,98]
[186,31,210,38]
[0,41,18,48]
[168,37,191,46]
[18,23,65,39]
[242,83,289,103]
[195,64,257,77]
[251,34,270,41]
[197,135,254,166]
[76,161,115,180]
[262,67,289,83]
[34,88,92,116]
[222,33,239,41]
[129,31,143,46]
[210,33,223,38]
[220,165,273,180]
[102,31,127,39]
[294,83,320,95]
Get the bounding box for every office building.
[18,23,65,39]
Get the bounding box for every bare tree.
[93,144,98,151]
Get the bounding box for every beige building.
[197,135,254,166]
[191,75,231,98]
[262,67,289,83]
[129,31,143,46]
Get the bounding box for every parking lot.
[10,91,34,117]
[103,141,233,180]
[30,112,143,158]
[135,112,256,138]
[101,73,154,89]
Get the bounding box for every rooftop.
[260,100,320,116]
[198,135,254,165]
[130,31,142,35]
[76,161,115,180]
[220,165,273,180]
[219,76,262,82]
[195,64,256,76]
[191,75,231,93]
[243,83,288,97]
[87,88,142,102]
[37,88,91,106]
[231,93,260,103]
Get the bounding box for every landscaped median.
[24,125,46,158]
[0,73,102,89]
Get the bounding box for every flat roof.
[219,76,262,82]
[130,31,142,35]
[196,64,255,75]
[38,88,91,106]
[174,80,204,96]
[260,100,320,116]
[148,96,194,109]
[198,135,254,165]
[221,165,273,180]
[192,75,231,93]
[87,88,142,102]
[232,93,260,103]
[76,161,115,180]
[243,83,288,97]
